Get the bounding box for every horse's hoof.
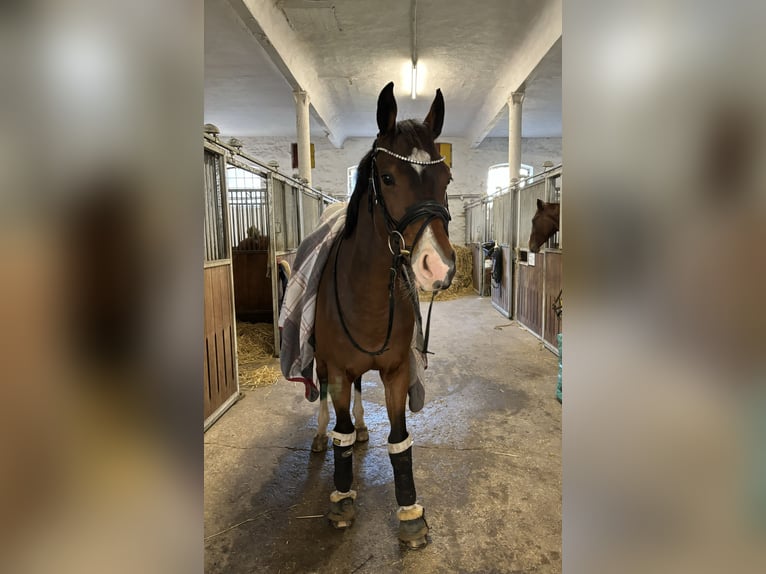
[330,519,352,529]
[400,535,429,550]
[311,434,328,453]
[398,515,429,549]
[355,426,369,443]
[327,497,355,529]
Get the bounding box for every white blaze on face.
[408,148,431,176]
[412,224,453,291]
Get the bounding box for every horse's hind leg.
[382,363,429,549]
[326,365,357,529]
[352,377,369,443]
[311,361,330,453]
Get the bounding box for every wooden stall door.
[204,264,238,423]
[491,246,513,317]
[543,251,562,349]
[203,147,239,429]
[516,258,544,337]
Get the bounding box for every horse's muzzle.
[412,226,455,292]
[431,258,456,291]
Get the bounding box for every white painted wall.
[231,135,561,245]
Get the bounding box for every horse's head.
[529,199,560,253]
[349,82,455,291]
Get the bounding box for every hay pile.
[236,322,281,389]
[419,244,474,301]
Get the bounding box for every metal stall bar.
[266,172,280,356]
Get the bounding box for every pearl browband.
[374,147,445,165]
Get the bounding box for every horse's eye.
[381,173,395,186]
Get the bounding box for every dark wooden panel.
[217,265,235,397]
[203,334,211,418]
[543,251,563,348]
[213,268,227,405]
[232,250,273,322]
[204,269,216,419]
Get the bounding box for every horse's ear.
[537,198,545,210]
[377,82,397,136]
[424,88,445,139]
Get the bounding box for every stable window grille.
[226,166,268,249]
[546,174,562,249]
[204,150,228,262]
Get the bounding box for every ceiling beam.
[227,0,347,147]
[466,0,562,148]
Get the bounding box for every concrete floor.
[204,295,561,573]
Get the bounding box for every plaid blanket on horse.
[278,203,426,411]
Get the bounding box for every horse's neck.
[345,206,390,278]
[341,204,400,308]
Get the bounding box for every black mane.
[343,149,374,239]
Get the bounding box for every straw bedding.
[236,322,280,388]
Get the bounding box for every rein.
[333,145,451,357]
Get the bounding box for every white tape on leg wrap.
[330,490,357,503]
[387,434,413,454]
[330,430,356,447]
[397,503,424,521]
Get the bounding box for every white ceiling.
[205,0,561,146]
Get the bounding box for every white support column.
[508,89,524,322]
[294,90,312,186]
[508,90,525,187]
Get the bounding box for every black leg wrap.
[333,443,353,493]
[389,447,417,507]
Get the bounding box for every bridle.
[333,143,451,357]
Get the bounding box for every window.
[486,163,534,195]
[347,166,358,197]
[226,166,264,192]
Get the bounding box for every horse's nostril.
[422,254,430,274]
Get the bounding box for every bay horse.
[529,198,560,253]
[313,82,455,549]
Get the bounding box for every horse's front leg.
[382,363,429,549]
[326,364,357,529]
[311,384,330,453]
